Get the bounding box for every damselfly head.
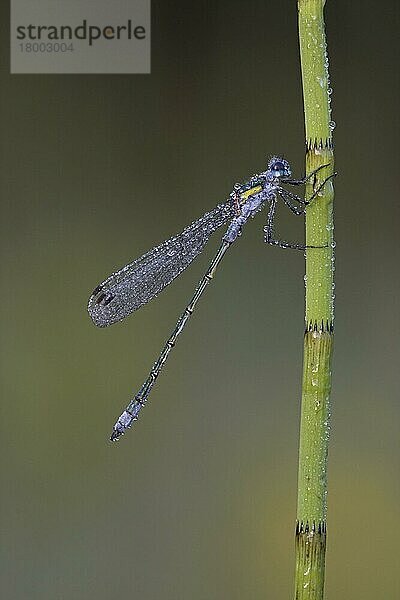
[268,156,291,179]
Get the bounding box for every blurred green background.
[1,1,399,598]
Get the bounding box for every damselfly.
[88,157,334,441]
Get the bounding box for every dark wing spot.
[92,285,103,296]
[93,288,115,307]
[95,292,106,305]
[103,294,115,306]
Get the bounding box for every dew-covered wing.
[88,201,233,327]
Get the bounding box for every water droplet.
[329,120,336,131]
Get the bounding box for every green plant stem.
[294,1,335,599]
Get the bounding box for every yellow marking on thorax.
[240,185,262,202]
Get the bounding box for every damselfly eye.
[268,157,291,178]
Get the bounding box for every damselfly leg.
[264,167,336,250]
